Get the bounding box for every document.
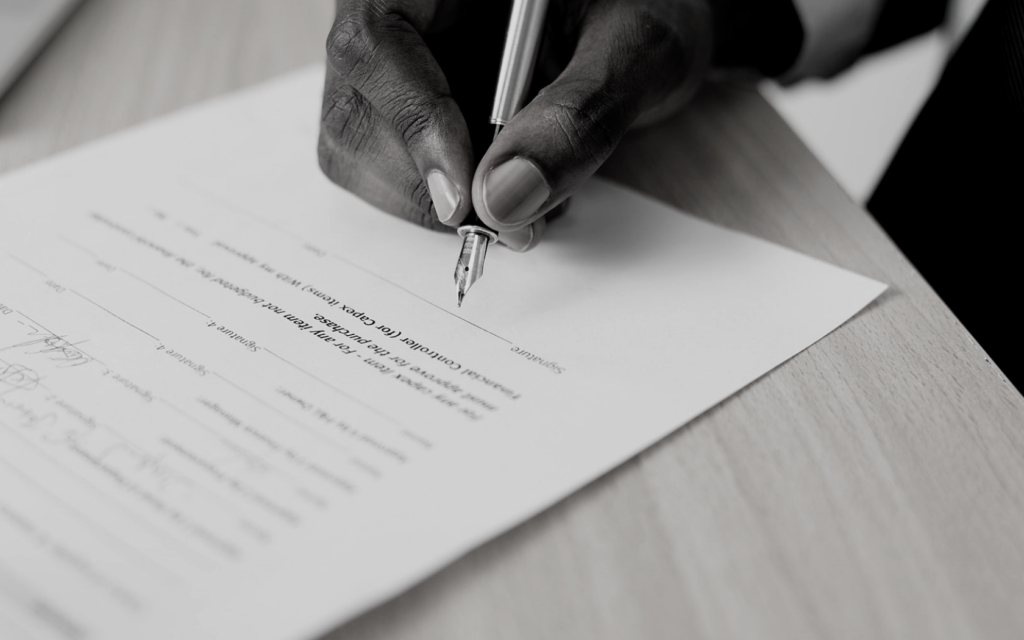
[0,66,885,640]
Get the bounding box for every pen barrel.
[490,0,550,126]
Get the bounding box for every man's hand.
[319,0,713,250]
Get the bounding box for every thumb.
[472,0,711,233]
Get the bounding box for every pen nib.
[453,225,495,307]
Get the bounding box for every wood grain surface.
[1,1,1022,639]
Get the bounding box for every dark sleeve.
[711,0,804,77]
[712,0,951,77]
[863,0,951,53]
[868,0,1024,388]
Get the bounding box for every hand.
[319,0,713,251]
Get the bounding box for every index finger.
[328,0,477,226]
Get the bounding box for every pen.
[454,0,550,307]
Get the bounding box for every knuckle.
[321,84,377,153]
[541,84,622,166]
[383,92,447,148]
[318,86,388,195]
[326,9,448,153]
[326,10,383,78]
[318,127,372,194]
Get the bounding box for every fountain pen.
[454,0,550,307]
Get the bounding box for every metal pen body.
[454,0,550,306]
[490,0,550,127]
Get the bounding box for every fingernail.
[482,157,550,228]
[427,170,460,223]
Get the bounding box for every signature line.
[56,235,99,259]
[330,253,512,344]
[69,290,159,341]
[6,254,48,279]
[119,269,210,318]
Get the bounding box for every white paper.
[0,66,885,640]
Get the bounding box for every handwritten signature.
[0,363,41,397]
[2,323,93,369]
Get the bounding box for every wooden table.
[2,1,1022,638]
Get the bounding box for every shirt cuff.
[783,0,886,81]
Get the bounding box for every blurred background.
[762,0,986,204]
